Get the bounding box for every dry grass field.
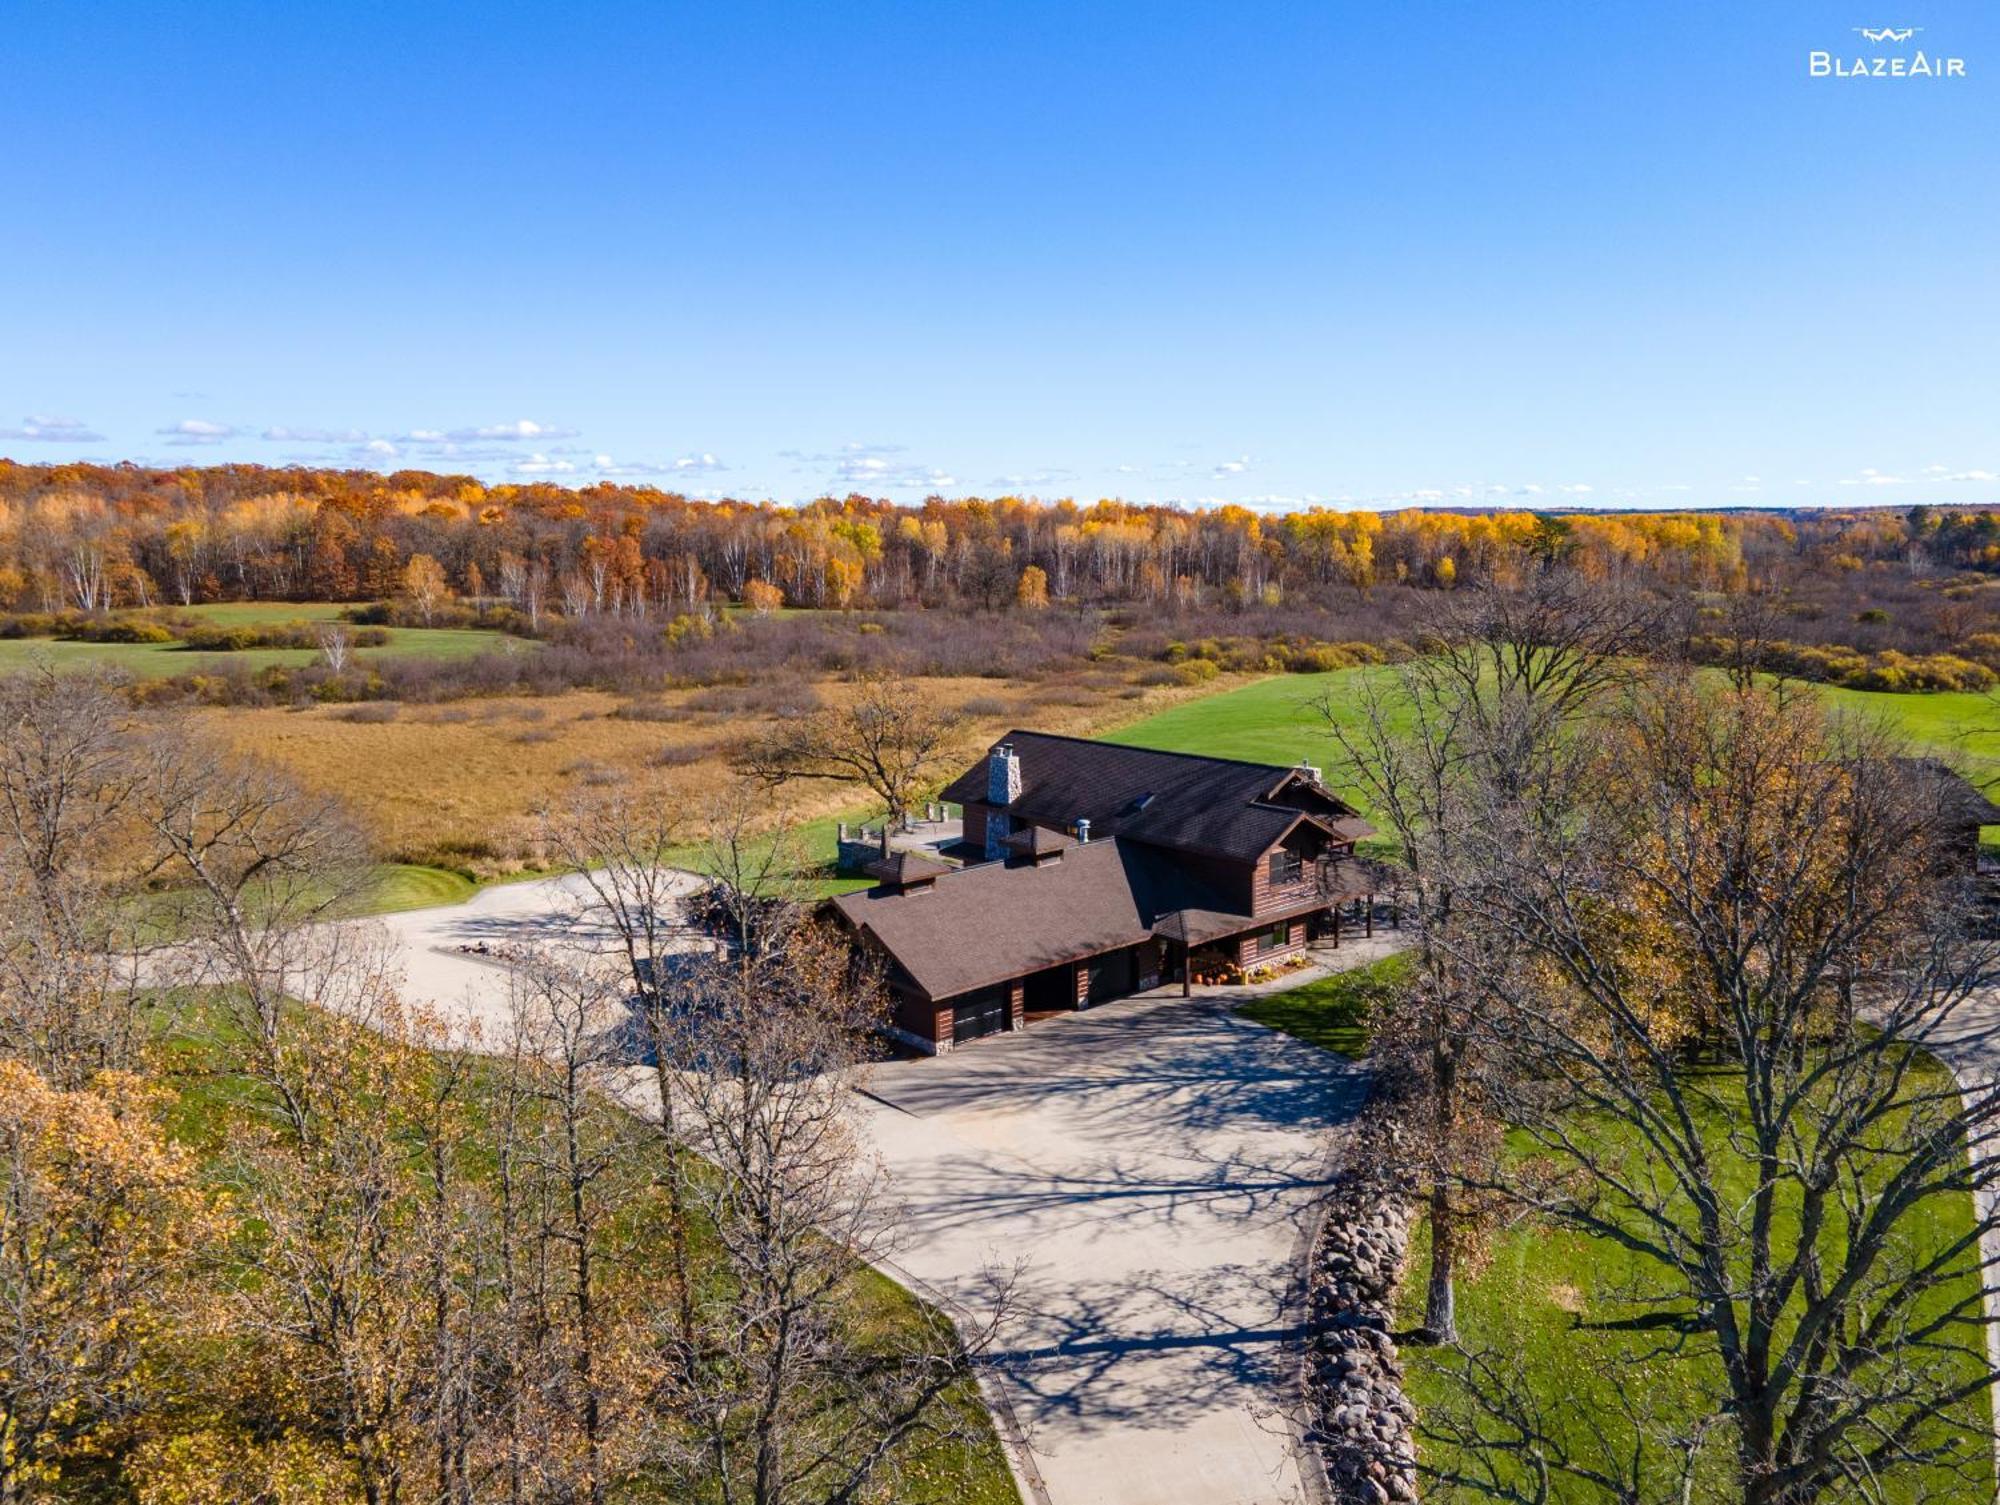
[205,670,1237,874]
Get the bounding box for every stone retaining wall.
[1305,1121,1420,1504]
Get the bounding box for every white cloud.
[1211,455,1252,478]
[157,418,238,444]
[1838,467,1909,487]
[1558,483,1594,496]
[797,443,954,490]
[512,452,577,476]
[262,425,367,443]
[583,452,727,479]
[446,419,579,442]
[1921,464,1999,483]
[0,414,105,442]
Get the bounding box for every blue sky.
[4,1,1996,509]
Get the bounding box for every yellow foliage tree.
[401,552,449,625]
[1015,564,1050,609]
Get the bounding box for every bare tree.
[135,722,370,1094]
[315,619,353,675]
[1322,573,1643,1341]
[654,909,1008,1505]
[0,667,152,1084]
[739,674,963,850]
[495,952,652,1505]
[1428,676,2000,1504]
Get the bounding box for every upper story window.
[1269,848,1303,886]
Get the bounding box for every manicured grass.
[0,619,513,677]
[1111,669,2000,852]
[1396,1054,1996,1504]
[1238,952,1409,1059]
[173,601,355,625]
[1107,666,1406,770]
[1114,667,2000,777]
[361,862,483,913]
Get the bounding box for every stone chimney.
[1295,762,1322,785]
[987,744,1022,806]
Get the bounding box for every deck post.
[1365,894,1374,938]
[1181,944,1191,998]
[1331,906,1341,948]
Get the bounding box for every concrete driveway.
[860,943,1394,1505]
[359,870,707,1041]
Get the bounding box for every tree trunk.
[1424,1179,1457,1342]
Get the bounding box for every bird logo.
[1855,26,1920,42]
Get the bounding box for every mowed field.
[1111,667,2000,788]
[0,600,511,676]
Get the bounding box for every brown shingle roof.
[939,730,1373,863]
[1899,758,2000,828]
[832,836,1242,1002]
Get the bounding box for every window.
[1264,920,1292,952]
[1269,848,1303,886]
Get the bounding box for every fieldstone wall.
[1306,1121,1419,1504]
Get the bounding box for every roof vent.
[1076,818,1091,844]
[1295,763,1322,785]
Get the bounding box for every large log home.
[829,731,1386,1054]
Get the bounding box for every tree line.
[0,460,1986,619]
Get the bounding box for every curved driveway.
[861,946,1394,1505]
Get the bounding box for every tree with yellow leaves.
[401,552,449,625]
[0,1062,228,1499]
[1015,563,1049,610]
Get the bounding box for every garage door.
[951,985,1010,1043]
[1087,949,1136,1005]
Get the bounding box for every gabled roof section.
[939,729,1373,864]
[831,836,1239,1002]
[1898,757,2000,827]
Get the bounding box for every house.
[829,730,1385,1054]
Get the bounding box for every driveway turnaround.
[860,943,1395,1505]
[362,870,705,1041]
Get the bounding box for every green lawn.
[1238,951,1408,1059]
[1112,667,2000,779]
[0,625,510,677]
[1249,944,1995,1500]
[1397,1055,1996,1504]
[1111,669,2000,857]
